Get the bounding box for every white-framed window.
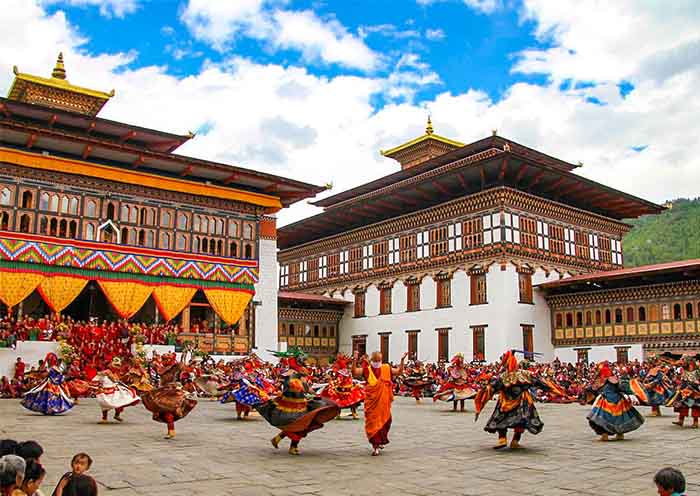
[388,237,400,265]
[318,255,328,279]
[280,265,289,287]
[588,233,600,261]
[503,213,520,244]
[416,230,430,259]
[448,222,463,252]
[340,250,349,275]
[611,239,623,265]
[299,260,308,283]
[536,220,549,250]
[564,227,576,256]
[362,244,373,270]
[483,213,501,245]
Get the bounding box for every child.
[654,467,686,496]
[51,453,92,496]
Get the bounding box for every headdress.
[499,350,518,373]
[333,353,350,370]
[598,361,613,380]
[451,352,464,365]
[44,352,58,367]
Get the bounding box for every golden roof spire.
[52,52,67,80]
[426,115,433,135]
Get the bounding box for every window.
[354,291,366,318]
[536,220,549,250]
[129,206,138,224]
[464,217,483,249]
[470,273,487,305]
[447,222,463,252]
[616,347,629,364]
[178,213,188,230]
[37,216,46,233]
[177,235,186,251]
[380,334,390,363]
[555,313,563,328]
[216,219,224,235]
[299,260,308,284]
[50,195,59,212]
[549,225,564,255]
[69,198,78,215]
[39,193,49,210]
[279,265,289,288]
[373,241,387,269]
[483,213,501,244]
[362,244,373,270]
[472,326,486,361]
[576,311,583,326]
[121,228,129,244]
[407,331,419,360]
[120,205,129,222]
[138,230,146,246]
[595,310,602,325]
[19,214,31,233]
[161,211,171,228]
[605,309,612,324]
[244,244,253,259]
[339,250,349,275]
[430,227,448,257]
[638,306,646,322]
[106,202,115,220]
[406,282,420,312]
[49,218,57,236]
[520,217,537,248]
[503,212,520,244]
[661,303,671,320]
[388,237,400,265]
[0,188,11,206]
[588,233,600,261]
[518,271,533,304]
[585,311,592,326]
[436,278,451,308]
[626,307,635,323]
[86,200,97,218]
[379,287,392,315]
[60,196,69,214]
[244,224,254,239]
[564,227,576,256]
[209,218,216,234]
[566,312,573,327]
[611,239,623,265]
[352,335,367,357]
[615,308,623,324]
[673,303,682,320]
[400,235,416,263]
[416,230,429,259]
[576,348,589,364]
[228,221,239,237]
[686,302,694,319]
[437,328,449,362]
[192,237,199,252]
[318,255,328,279]
[85,223,95,240]
[21,191,33,209]
[522,325,534,354]
[229,241,238,257]
[147,209,156,226]
[161,232,171,249]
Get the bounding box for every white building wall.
[254,237,279,362]
[554,344,644,364]
[339,264,556,363]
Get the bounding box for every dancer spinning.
[669,356,700,428]
[93,358,140,424]
[630,358,675,417]
[141,351,197,439]
[352,350,408,456]
[220,359,270,420]
[320,353,364,419]
[433,353,477,412]
[403,360,432,404]
[474,351,564,449]
[586,362,644,441]
[21,353,74,415]
[257,348,339,455]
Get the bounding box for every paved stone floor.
[2,397,698,495]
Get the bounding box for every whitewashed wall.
[0,341,58,378]
[338,265,558,363]
[554,344,644,364]
[254,237,279,363]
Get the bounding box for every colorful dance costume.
[403,362,432,404]
[475,351,564,449]
[669,358,700,428]
[21,353,74,415]
[630,364,675,416]
[586,363,644,441]
[433,353,477,411]
[220,369,270,420]
[320,354,364,418]
[257,349,339,455]
[141,355,197,439]
[93,360,140,423]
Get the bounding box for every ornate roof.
[380,117,464,170]
[7,53,114,116]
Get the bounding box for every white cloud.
[417,0,501,14]
[1,0,698,232]
[41,0,140,18]
[425,28,445,41]
[179,0,379,71]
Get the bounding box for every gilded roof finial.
[426,115,433,135]
[52,52,67,80]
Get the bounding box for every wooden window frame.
[470,273,487,305]
[472,325,486,362]
[517,271,533,304]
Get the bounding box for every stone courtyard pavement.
[2,397,698,495]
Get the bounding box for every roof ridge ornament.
[52,52,67,80]
[426,115,433,135]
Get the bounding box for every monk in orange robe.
[352,351,407,456]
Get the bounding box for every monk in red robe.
[352,350,407,456]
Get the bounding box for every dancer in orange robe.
[352,350,407,456]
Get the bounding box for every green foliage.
[624,198,700,267]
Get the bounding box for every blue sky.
[2,1,699,225]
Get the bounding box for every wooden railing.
[176,333,249,355]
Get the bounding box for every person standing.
[352,351,407,456]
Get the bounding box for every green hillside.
[623,198,700,267]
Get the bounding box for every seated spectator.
[0,455,26,496]
[15,443,42,464]
[12,459,45,496]
[61,475,97,496]
[654,467,686,496]
[51,453,92,496]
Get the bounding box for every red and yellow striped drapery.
[37,276,88,313]
[98,281,153,319]
[204,289,253,325]
[152,285,197,322]
[0,271,44,311]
